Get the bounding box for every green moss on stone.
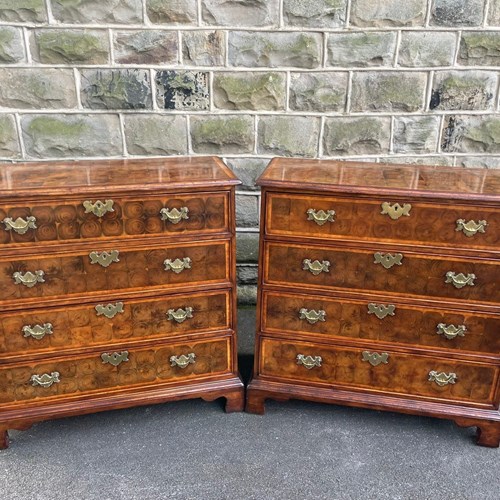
[0,0,46,22]
[0,28,14,62]
[195,117,250,143]
[466,118,500,147]
[27,116,89,138]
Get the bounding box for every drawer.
[264,242,500,304]
[262,291,500,355]
[266,193,500,250]
[0,240,230,307]
[0,337,231,406]
[0,192,229,247]
[0,290,231,358]
[259,338,500,407]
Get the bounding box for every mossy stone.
[459,32,500,66]
[0,114,20,158]
[0,0,46,22]
[0,27,24,63]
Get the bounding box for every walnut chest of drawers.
[0,157,244,449]
[246,158,500,447]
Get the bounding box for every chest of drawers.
[0,157,244,449]
[246,159,500,447]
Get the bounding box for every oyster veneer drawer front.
[0,240,230,306]
[266,193,499,250]
[264,242,500,304]
[262,291,500,355]
[0,192,229,247]
[259,338,500,407]
[0,290,231,358]
[0,337,231,406]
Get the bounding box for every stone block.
[457,157,500,168]
[236,232,260,262]
[350,0,426,27]
[398,32,457,67]
[182,31,225,66]
[123,115,187,156]
[147,0,197,24]
[283,0,347,28]
[236,194,259,228]
[51,0,142,24]
[237,265,258,285]
[81,69,152,110]
[31,29,109,64]
[0,0,46,22]
[156,71,209,110]
[431,0,485,27]
[393,116,441,154]
[0,69,77,109]
[226,158,269,190]
[327,32,396,67]
[114,31,178,65]
[214,72,286,111]
[0,27,25,63]
[430,71,497,111]
[380,156,454,166]
[458,32,500,66]
[258,116,320,157]
[442,116,500,153]
[0,114,20,158]
[351,72,426,112]
[229,31,322,69]
[237,285,257,305]
[202,0,278,26]
[290,72,348,112]
[323,117,391,156]
[21,114,123,158]
[489,1,500,25]
[191,115,254,154]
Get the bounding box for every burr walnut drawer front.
[0,192,229,247]
[0,240,230,307]
[266,193,499,250]
[0,290,231,358]
[264,242,500,304]
[0,337,231,406]
[259,338,500,407]
[262,291,500,355]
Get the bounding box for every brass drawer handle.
[302,259,330,276]
[429,371,457,387]
[160,207,189,224]
[30,372,60,388]
[22,323,53,340]
[167,307,194,323]
[296,354,322,369]
[381,202,411,220]
[170,353,196,368]
[2,216,37,235]
[374,252,403,269]
[164,257,192,274]
[89,250,120,268]
[83,199,114,217]
[445,271,476,289]
[101,351,129,367]
[456,219,487,237]
[306,208,335,226]
[362,351,389,367]
[299,308,326,325]
[95,302,124,319]
[367,303,396,319]
[13,270,45,288]
[436,323,467,340]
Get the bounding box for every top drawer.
[0,192,229,247]
[266,193,499,251]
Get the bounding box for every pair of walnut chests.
[246,158,500,447]
[0,157,244,449]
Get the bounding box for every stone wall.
[1,1,500,303]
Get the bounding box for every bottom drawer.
[259,338,500,407]
[0,337,231,406]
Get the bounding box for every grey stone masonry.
[31,30,109,65]
[229,32,322,69]
[0,0,499,296]
[21,114,123,158]
[0,27,25,63]
[214,72,286,111]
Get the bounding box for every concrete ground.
[1,308,499,500]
